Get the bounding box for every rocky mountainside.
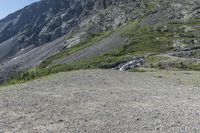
[0,0,146,62]
[0,0,150,83]
[0,0,200,84]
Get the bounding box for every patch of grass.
[5,54,131,85]
[119,20,141,36]
[121,22,173,54]
[4,68,51,85]
[129,68,147,72]
[149,59,200,71]
[188,64,200,71]
[146,55,169,64]
[169,19,200,26]
[143,0,158,14]
[145,55,169,68]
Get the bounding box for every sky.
[0,0,40,19]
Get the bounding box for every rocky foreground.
[0,69,200,132]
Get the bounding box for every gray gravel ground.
[0,69,200,132]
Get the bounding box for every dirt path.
[0,69,200,132]
[159,51,200,63]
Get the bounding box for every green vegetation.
[128,68,147,72]
[144,0,158,14]
[145,55,169,68]
[119,20,141,36]
[7,17,200,86]
[146,55,169,64]
[169,19,200,26]
[188,64,200,71]
[148,59,200,71]
[5,55,129,85]
[3,19,182,85]
[3,2,200,87]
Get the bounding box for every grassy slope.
[4,17,200,85]
[4,19,174,85]
[149,19,200,70]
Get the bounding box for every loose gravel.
[0,69,200,132]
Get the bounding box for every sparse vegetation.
[5,18,200,85]
[4,20,175,85]
[188,63,200,71]
[39,31,112,68]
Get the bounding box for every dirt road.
[0,69,200,132]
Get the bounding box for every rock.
[115,57,145,71]
[62,32,87,48]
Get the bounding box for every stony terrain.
[0,69,200,132]
[1,0,200,132]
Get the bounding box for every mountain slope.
[1,0,200,132]
[0,0,147,62]
[1,0,200,84]
[0,0,150,83]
